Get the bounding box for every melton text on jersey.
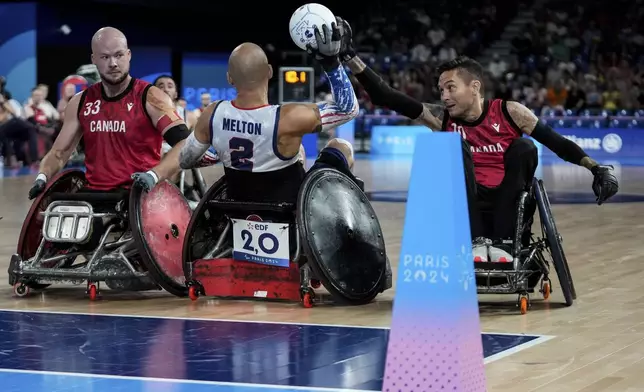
[223,118,262,135]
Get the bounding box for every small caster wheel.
[541,280,551,300]
[88,284,98,301]
[310,279,321,289]
[519,296,529,315]
[302,292,314,308]
[13,283,29,297]
[188,286,199,301]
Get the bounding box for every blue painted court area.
[0,310,546,392]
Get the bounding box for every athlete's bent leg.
[310,138,354,174]
[461,139,489,262]
[488,137,538,262]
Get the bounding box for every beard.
[100,70,129,86]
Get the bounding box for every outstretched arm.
[281,63,360,137]
[346,56,445,130]
[504,100,598,171]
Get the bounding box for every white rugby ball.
[289,3,336,51]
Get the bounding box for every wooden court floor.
[1,160,643,392]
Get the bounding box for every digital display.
[279,67,314,103]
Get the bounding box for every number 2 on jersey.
[229,137,254,170]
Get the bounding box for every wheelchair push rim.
[535,178,575,306]
[129,182,191,297]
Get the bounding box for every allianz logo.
[561,133,623,153]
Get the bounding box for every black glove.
[28,178,46,200]
[335,16,356,62]
[591,165,618,205]
[305,23,341,70]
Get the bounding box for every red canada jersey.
[444,99,522,188]
[77,78,162,190]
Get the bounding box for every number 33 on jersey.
[232,218,291,267]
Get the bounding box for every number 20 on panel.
[240,229,279,255]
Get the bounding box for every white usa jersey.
[210,101,299,172]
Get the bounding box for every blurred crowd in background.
[3,0,644,168]
[316,0,644,115]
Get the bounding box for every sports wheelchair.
[8,169,192,300]
[179,167,393,308]
[475,178,577,314]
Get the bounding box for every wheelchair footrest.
[191,258,302,301]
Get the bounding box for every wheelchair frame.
[178,168,208,202]
[182,177,318,307]
[182,168,391,308]
[475,177,577,314]
[8,170,182,300]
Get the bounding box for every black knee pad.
[310,147,360,187]
[511,137,538,153]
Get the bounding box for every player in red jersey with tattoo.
[28,27,214,199]
[335,17,618,263]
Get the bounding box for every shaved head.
[91,27,131,86]
[227,42,272,89]
[91,27,127,53]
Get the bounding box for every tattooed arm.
[345,56,446,130]
[504,100,598,170]
[416,103,447,131]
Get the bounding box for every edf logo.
[247,222,268,231]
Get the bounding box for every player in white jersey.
[178,24,359,204]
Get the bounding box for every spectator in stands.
[428,23,446,48]
[192,92,211,119]
[24,87,58,128]
[602,80,621,110]
[0,93,40,168]
[565,82,586,113]
[546,79,568,113]
[24,86,58,148]
[632,83,644,109]
[0,76,23,118]
[24,84,58,121]
[584,81,603,109]
[488,53,507,80]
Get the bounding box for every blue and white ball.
[289,3,336,51]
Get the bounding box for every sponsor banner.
[371,125,642,159]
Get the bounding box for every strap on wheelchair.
[48,190,129,203]
[207,199,295,214]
